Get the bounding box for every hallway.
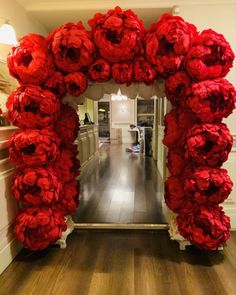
[74,144,166,224]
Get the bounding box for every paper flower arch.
[6,6,235,251]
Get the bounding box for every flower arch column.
[5,6,235,251]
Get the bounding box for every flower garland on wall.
[6,6,235,251]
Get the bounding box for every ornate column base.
[56,216,74,249]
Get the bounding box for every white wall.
[111,100,136,144]
[0,0,48,274]
[0,0,48,60]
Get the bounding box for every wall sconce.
[0,18,18,45]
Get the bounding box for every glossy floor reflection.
[73,144,166,224]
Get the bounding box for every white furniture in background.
[76,125,99,168]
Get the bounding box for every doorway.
[98,101,110,143]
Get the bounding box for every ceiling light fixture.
[0,18,18,46]
[111,89,128,101]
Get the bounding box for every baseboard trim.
[74,223,169,230]
[0,237,22,274]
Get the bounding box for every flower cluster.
[184,167,233,205]
[112,62,133,85]
[7,34,55,85]
[6,85,61,129]
[47,22,95,73]
[88,6,145,62]
[183,79,236,123]
[185,29,235,81]
[133,57,156,85]
[54,104,80,146]
[185,123,233,167]
[45,71,66,98]
[14,207,67,251]
[143,14,197,77]
[12,167,62,206]
[8,128,60,167]
[89,58,111,82]
[177,204,230,250]
[165,71,191,106]
[163,108,196,148]
[160,16,234,250]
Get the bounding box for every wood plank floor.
[74,144,166,224]
[1,230,236,295]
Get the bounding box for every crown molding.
[17,0,236,12]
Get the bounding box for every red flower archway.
[6,6,235,251]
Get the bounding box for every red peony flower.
[112,62,133,85]
[177,204,231,250]
[88,6,145,63]
[12,167,62,206]
[183,79,236,123]
[6,85,61,129]
[7,34,55,85]
[165,176,186,213]
[47,22,95,73]
[53,148,80,183]
[55,179,80,215]
[64,72,88,96]
[54,104,79,145]
[163,108,196,148]
[133,57,156,85]
[144,14,197,77]
[185,29,235,81]
[89,58,111,82]
[14,207,67,251]
[165,71,192,106]
[185,123,233,166]
[8,128,60,167]
[184,166,233,205]
[45,71,67,98]
[167,148,186,176]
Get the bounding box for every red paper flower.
[53,148,80,183]
[163,108,196,148]
[167,148,186,176]
[7,34,55,85]
[112,62,133,85]
[12,167,62,206]
[184,166,233,205]
[183,79,236,123]
[133,57,156,85]
[144,14,197,76]
[55,179,80,215]
[6,85,61,129]
[14,207,67,251]
[54,104,79,145]
[8,129,60,167]
[165,176,186,213]
[64,72,88,96]
[177,204,230,250]
[89,58,111,82]
[185,123,233,166]
[165,71,191,106]
[185,29,235,81]
[88,6,145,63]
[45,71,66,98]
[47,22,95,73]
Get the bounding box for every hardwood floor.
[74,144,166,224]
[1,230,236,295]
